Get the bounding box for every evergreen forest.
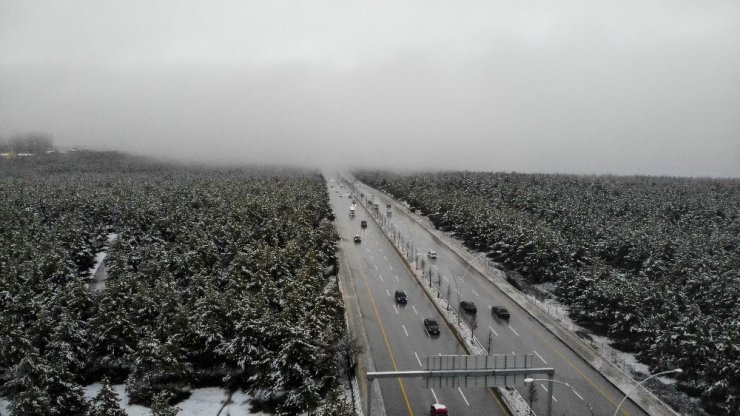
[0,151,351,415]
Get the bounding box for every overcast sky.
[1,1,738,177]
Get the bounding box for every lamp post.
[612,368,682,416]
[453,252,486,307]
[461,252,487,283]
[524,377,593,416]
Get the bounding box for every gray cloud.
[1,0,739,177]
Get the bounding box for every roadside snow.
[82,383,268,416]
[90,233,117,291]
[84,383,149,416]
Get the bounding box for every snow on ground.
[526,294,687,388]
[81,384,268,416]
[2,383,278,415]
[90,233,118,291]
[84,383,149,416]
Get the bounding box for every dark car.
[353,235,362,243]
[361,220,368,228]
[424,318,440,335]
[395,290,408,304]
[460,301,477,313]
[491,306,510,319]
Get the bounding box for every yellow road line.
[347,243,415,416]
[377,221,511,415]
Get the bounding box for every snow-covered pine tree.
[125,332,191,405]
[86,377,126,416]
[149,391,180,416]
[8,351,88,416]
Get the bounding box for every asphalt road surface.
[329,183,512,416]
[349,180,650,416]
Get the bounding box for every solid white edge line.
[458,388,470,406]
[533,350,547,364]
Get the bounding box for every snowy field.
[0,386,268,416]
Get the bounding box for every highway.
[349,180,650,416]
[329,181,511,416]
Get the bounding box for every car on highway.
[394,290,408,304]
[361,220,367,228]
[427,250,437,259]
[460,301,477,313]
[430,403,448,415]
[423,318,440,335]
[491,306,510,319]
[353,235,362,243]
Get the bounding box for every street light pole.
[611,369,682,416]
[524,377,593,416]
[452,252,485,312]
[461,252,487,283]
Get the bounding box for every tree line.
[0,133,54,153]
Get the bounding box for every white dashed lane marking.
[508,325,520,336]
[538,384,558,402]
[402,325,409,337]
[458,388,470,406]
[488,326,499,336]
[415,352,423,367]
[534,350,547,364]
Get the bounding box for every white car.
[428,251,437,259]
